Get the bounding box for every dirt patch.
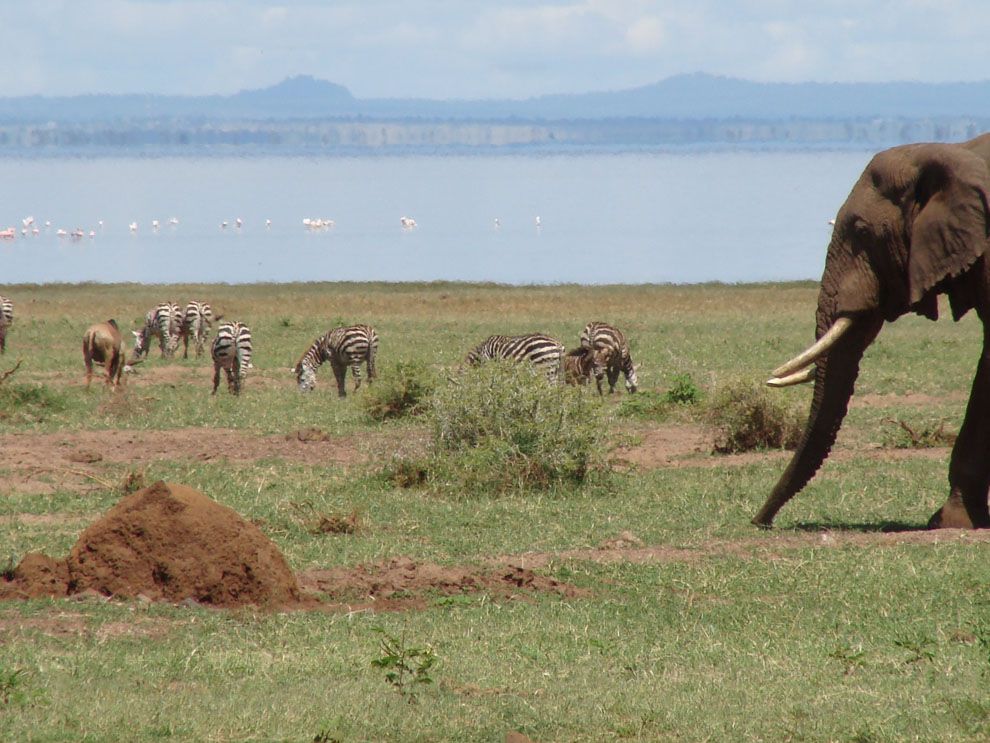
[298,556,586,612]
[0,426,424,474]
[0,481,302,608]
[494,528,990,569]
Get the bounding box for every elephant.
[755,133,990,529]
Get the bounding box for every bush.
[0,383,67,424]
[706,381,804,454]
[664,373,701,405]
[425,362,609,495]
[362,362,435,421]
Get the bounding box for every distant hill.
[3,73,990,122]
[2,74,989,154]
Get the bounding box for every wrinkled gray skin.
[755,134,990,529]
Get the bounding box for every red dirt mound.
[1,481,301,608]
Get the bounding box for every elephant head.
[754,134,990,528]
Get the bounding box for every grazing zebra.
[0,295,13,354]
[178,301,216,358]
[579,321,639,394]
[132,302,182,359]
[293,324,378,397]
[465,333,565,382]
[211,321,253,395]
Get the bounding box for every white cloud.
[1,1,990,98]
[624,16,665,55]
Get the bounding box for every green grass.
[1,282,989,741]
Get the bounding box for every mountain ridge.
[4,73,990,122]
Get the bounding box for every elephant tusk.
[771,317,854,378]
[766,366,816,388]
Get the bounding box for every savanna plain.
[1,281,989,742]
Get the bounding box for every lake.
[0,150,873,285]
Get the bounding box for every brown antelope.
[83,319,126,388]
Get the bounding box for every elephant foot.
[927,493,990,529]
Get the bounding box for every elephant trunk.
[753,300,883,527]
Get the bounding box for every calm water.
[0,151,872,285]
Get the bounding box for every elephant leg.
[929,329,990,528]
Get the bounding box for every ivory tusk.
[766,366,816,388]
[771,317,854,378]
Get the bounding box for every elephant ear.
[908,146,990,312]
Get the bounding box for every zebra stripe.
[179,301,215,358]
[579,321,638,393]
[134,302,181,358]
[294,324,378,397]
[465,333,565,381]
[211,321,252,395]
[0,295,12,354]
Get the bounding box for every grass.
[1,281,989,741]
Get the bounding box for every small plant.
[706,381,803,453]
[362,361,435,421]
[881,418,957,449]
[289,502,362,535]
[371,627,437,702]
[664,373,701,405]
[1,554,15,580]
[279,317,292,328]
[0,666,28,707]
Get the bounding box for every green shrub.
[706,381,803,454]
[425,363,609,495]
[616,390,670,420]
[0,383,68,424]
[664,373,701,405]
[362,362,435,421]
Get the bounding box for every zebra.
[178,301,216,358]
[132,302,182,359]
[0,295,13,354]
[211,321,252,395]
[562,346,607,387]
[579,321,639,394]
[465,333,565,382]
[293,324,378,396]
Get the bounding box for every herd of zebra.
[0,293,638,396]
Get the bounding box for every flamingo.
[129,222,138,232]
[400,216,417,229]
[151,219,160,230]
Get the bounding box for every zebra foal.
[293,324,378,396]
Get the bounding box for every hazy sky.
[4,1,990,99]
